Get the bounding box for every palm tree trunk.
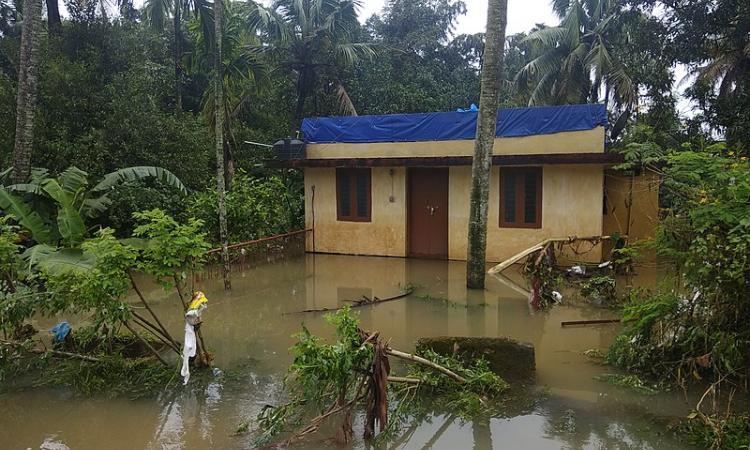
[466,0,508,289]
[173,0,182,112]
[214,0,231,291]
[293,69,307,134]
[12,0,42,184]
[46,0,62,33]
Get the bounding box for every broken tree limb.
[0,339,102,362]
[487,235,625,275]
[385,348,466,384]
[284,288,414,315]
[387,376,421,384]
[561,319,621,327]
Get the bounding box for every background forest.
[0,0,747,242]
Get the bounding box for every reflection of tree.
[540,401,684,449]
[471,415,492,450]
[421,414,456,449]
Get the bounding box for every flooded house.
[275,104,659,263]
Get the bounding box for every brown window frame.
[336,168,372,222]
[499,167,542,229]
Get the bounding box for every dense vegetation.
[0,0,749,447]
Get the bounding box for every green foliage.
[288,307,373,404]
[187,171,303,244]
[37,355,178,399]
[40,229,137,325]
[592,373,661,395]
[607,149,750,384]
[0,166,187,247]
[403,349,509,418]
[132,209,210,289]
[677,414,750,450]
[580,275,618,306]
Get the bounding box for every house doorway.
[408,168,449,259]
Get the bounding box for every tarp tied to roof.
[301,104,607,144]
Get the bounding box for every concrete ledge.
[416,336,536,382]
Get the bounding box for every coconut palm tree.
[213,0,230,290]
[143,0,213,111]
[185,1,267,188]
[466,0,507,289]
[515,0,635,137]
[11,0,42,184]
[246,0,376,130]
[45,0,61,32]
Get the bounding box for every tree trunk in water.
[46,0,61,33]
[466,0,508,289]
[12,0,42,184]
[173,0,182,112]
[214,0,231,290]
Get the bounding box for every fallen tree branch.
[385,348,466,384]
[488,235,625,275]
[0,339,102,362]
[561,319,621,327]
[387,376,421,384]
[285,288,413,314]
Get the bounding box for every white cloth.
[181,321,197,385]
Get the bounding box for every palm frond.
[143,0,171,30]
[334,42,376,65]
[335,81,357,116]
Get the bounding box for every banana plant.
[0,166,187,249]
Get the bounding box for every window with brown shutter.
[336,168,371,222]
[500,167,542,228]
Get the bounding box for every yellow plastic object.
[188,291,208,311]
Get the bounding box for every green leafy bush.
[607,150,750,384]
[188,171,303,244]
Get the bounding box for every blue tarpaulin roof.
[301,104,607,144]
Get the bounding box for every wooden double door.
[408,168,449,259]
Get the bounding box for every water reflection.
[0,254,694,449]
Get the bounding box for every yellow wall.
[304,167,407,257]
[448,165,604,263]
[306,165,606,263]
[306,127,605,159]
[602,169,660,255]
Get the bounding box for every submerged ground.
[0,254,695,449]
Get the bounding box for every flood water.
[0,254,696,449]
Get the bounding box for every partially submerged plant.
[580,275,618,306]
[254,307,510,446]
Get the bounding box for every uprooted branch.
[253,307,507,447]
[285,287,414,314]
[385,348,466,384]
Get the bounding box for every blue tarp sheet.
[301,104,607,144]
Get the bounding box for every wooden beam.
[486,235,622,275]
[267,152,624,168]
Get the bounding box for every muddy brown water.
[0,254,697,449]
